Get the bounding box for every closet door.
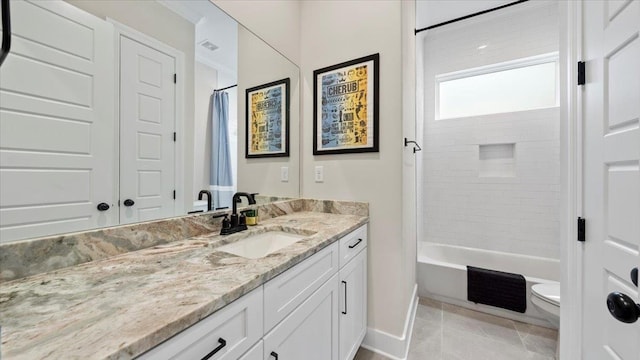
[0,0,116,242]
[119,36,176,224]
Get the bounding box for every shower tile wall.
[418,1,560,259]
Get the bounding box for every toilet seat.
[532,283,560,306]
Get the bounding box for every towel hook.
[404,138,422,153]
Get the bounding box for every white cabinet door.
[264,273,340,360]
[119,36,176,224]
[339,249,367,360]
[0,0,116,242]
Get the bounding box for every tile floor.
[355,297,558,360]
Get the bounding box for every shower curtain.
[210,90,234,209]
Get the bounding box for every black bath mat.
[467,266,526,313]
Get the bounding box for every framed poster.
[245,78,290,158]
[313,53,379,155]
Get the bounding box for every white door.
[0,0,116,242]
[119,36,176,224]
[582,0,640,358]
[339,250,367,360]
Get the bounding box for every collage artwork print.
[319,60,374,151]
[248,82,286,156]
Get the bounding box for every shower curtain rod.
[414,0,528,35]
[214,84,237,92]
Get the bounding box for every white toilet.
[531,282,560,327]
[531,282,560,358]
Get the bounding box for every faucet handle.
[221,215,231,229]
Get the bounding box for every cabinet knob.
[123,199,135,207]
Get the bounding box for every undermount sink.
[217,231,310,259]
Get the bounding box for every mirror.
[0,0,300,243]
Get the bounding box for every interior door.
[119,36,176,224]
[582,0,640,359]
[0,0,116,242]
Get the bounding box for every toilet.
[531,282,560,358]
[531,282,560,327]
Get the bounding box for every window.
[436,53,559,120]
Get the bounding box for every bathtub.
[417,242,560,328]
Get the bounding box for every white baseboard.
[361,284,418,360]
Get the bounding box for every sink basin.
[217,231,308,259]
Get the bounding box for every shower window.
[436,53,559,120]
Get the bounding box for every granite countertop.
[0,211,368,360]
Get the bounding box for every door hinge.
[117,199,120,207]
[577,217,586,242]
[173,73,177,84]
[577,61,585,86]
[173,190,176,200]
[173,132,176,142]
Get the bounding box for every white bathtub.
[417,242,560,328]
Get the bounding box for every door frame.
[107,19,186,218]
[559,1,583,359]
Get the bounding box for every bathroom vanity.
[0,199,368,360]
[140,224,367,360]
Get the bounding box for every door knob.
[632,267,638,287]
[606,292,640,324]
[123,199,135,207]
[97,203,110,211]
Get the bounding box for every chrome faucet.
[198,190,212,212]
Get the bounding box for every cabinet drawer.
[263,241,339,332]
[339,224,367,268]
[138,287,263,360]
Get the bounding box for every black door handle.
[631,267,638,287]
[606,292,640,324]
[201,338,226,360]
[97,203,110,211]
[123,199,135,207]
[270,351,278,359]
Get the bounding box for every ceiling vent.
[199,40,219,52]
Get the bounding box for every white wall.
[67,0,196,213]
[300,0,414,340]
[418,1,561,259]
[237,26,300,197]
[211,0,300,65]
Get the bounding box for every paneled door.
[582,0,639,358]
[0,0,116,242]
[119,36,176,224]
